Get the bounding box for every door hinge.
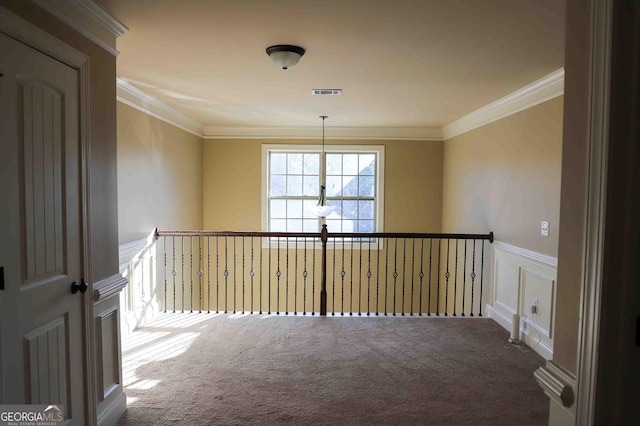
[636,316,640,347]
[0,266,4,290]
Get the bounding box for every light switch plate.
[541,221,549,236]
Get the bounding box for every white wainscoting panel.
[118,230,160,335]
[486,241,557,359]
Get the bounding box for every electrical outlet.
[531,298,539,314]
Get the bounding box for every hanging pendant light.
[313,116,334,217]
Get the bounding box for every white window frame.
[261,144,385,245]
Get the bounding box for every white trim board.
[491,240,558,268]
[118,229,158,267]
[117,77,204,138]
[31,0,127,56]
[441,68,565,140]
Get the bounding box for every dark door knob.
[71,280,88,294]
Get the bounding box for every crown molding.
[66,0,127,37]
[202,126,443,141]
[441,68,565,140]
[116,77,204,137]
[116,68,564,142]
[31,0,127,56]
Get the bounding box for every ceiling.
[98,0,565,135]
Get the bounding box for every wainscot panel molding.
[442,68,565,140]
[31,0,127,56]
[119,235,152,267]
[534,360,576,424]
[97,392,126,426]
[486,240,557,360]
[118,234,160,335]
[95,293,126,426]
[94,273,128,301]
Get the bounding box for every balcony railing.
[155,227,493,316]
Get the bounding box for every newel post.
[320,224,328,315]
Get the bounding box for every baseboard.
[97,391,127,426]
[486,304,553,359]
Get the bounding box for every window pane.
[303,176,319,196]
[327,199,342,217]
[326,154,342,175]
[343,154,358,175]
[358,220,374,232]
[326,219,341,232]
[341,218,356,232]
[270,199,286,218]
[287,175,302,196]
[303,153,319,175]
[359,154,375,175]
[303,200,317,218]
[271,219,286,232]
[287,153,303,174]
[342,200,358,219]
[287,199,303,218]
[359,176,374,196]
[342,176,358,196]
[266,147,380,234]
[326,176,342,196]
[287,219,302,232]
[303,219,318,232]
[271,153,286,174]
[271,175,286,196]
[359,200,374,219]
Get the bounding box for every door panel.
[24,316,69,409]
[19,80,67,283]
[0,33,85,425]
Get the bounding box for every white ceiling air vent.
[312,89,342,96]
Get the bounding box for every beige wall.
[117,103,203,243]
[442,97,564,257]
[202,139,443,232]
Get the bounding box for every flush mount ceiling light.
[266,45,305,70]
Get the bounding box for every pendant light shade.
[312,116,334,218]
[315,186,334,217]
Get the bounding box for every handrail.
[155,226,494,315]
[156,229,494,243]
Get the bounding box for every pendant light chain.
[321,115,327,155]
[314,115,333,218]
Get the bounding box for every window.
[262,145,384,233]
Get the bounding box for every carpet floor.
[116,313,548,425]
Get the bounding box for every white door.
[0,33,87,424]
